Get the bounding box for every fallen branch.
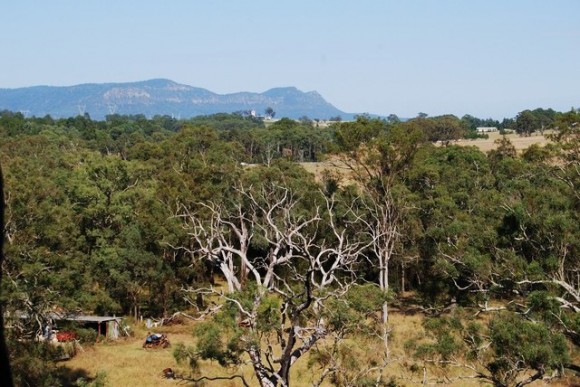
[175,373,250,387]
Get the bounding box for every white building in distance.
[476,127,498,133]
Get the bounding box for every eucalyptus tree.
[410,310,569,386]
[409,114,467,143]
[0,133,91,385]
[61,150,183,316]
[514,110,541,136]
[176,164,380,386]
[0,133,86,331]
[490,113,580,346]
[333,116,426,358]
[404,145,503,306]
[550,108,580,200]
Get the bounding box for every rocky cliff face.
[0,79,350,120]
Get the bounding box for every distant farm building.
[477,127,498,133]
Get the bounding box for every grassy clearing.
[63,306,579,386]
[64,329,193,386]
[300,132,552,183]
[60,312,472,386]
[299,158,353,186]
[453,131,551,152]
[64,317,329,386]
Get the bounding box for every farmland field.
[452,131,551,152]
[300,131,551,182]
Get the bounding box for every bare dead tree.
[351,192,400,358]
[178,184,370,386]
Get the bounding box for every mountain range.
[0,79,353,120]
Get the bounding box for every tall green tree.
[514,110,540,136]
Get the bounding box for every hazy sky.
[2,1,579,119]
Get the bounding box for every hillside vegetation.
[1,109,579,386]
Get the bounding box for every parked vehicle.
[142,333,170,349]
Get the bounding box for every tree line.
[0,108,578,385]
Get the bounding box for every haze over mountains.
[0,79,353,120]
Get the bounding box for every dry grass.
[452,131,552,152]
[300,132,552,184]
[62,307,579,386]
[299,158,353,185]
[64,331,193,386]
[60,311,464,386]
[64,318,331,386]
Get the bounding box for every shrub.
[76,328,98,345]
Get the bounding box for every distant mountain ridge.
[0,79,352,120]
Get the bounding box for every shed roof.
[48,313,121,323]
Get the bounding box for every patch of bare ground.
[298,156,360,187]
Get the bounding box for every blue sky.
[1,0,579,119]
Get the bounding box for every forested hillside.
[1,109,578,386]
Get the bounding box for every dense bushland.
[0,109,578,385]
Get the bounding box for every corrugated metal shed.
[48,313,122,340]
[50,314,121,323]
